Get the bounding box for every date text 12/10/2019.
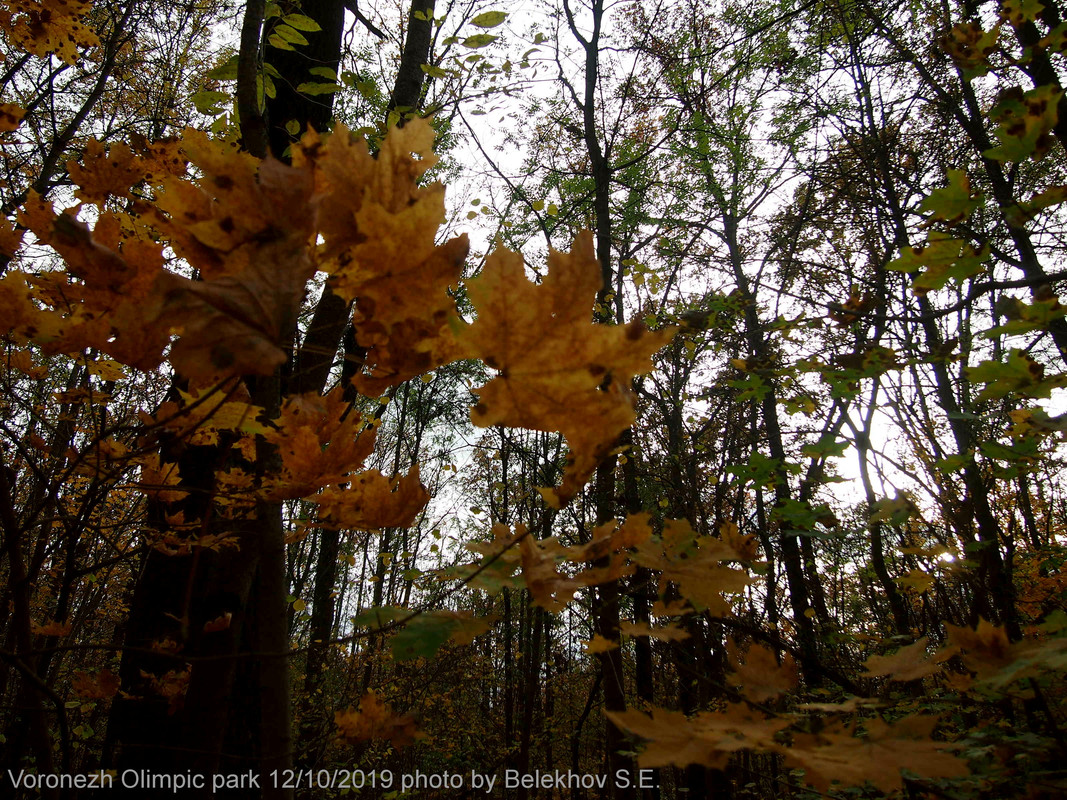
[270,768,658,793]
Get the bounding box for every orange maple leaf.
[31,620,72,637]
[460,232,674,507]
[335,692,419,748]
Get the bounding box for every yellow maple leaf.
[314,466,429,530]
[608,704,791,770]
[633,518,752,614]
[460,232,674,507]
[518,532,581,612]
[785,715,967,793]
[0,103,24,132]
[862,636,942,682]
[583,634,620,653]
[263,385,376,498]
[295,121,469,394]
[67,139,147,206]
[619,621,690,641]
[0,0,99,64]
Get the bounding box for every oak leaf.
[460,232,674,507]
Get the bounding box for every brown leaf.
[71,669,120,700]
[728,641,798,702]
[31,620,72,637]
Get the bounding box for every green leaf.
[296,82,340,95]
[268,34,295,51]
[284,119,301,136]
[206,54,239,81]
[191,90,230,114]
[309,66,337,80]
[800,433,848,459]
[265,1,282,18]
[920,170,982,223]
[979,437,1039,461]
[887,232,988,296]
[869,496,915,525]
[984,84,1063,162]
[471,11,508,28]
[463,33,498,48]
[420,63,449,78]
[774,498,832,532]
[390,614,454,661]
[967,348,1067,400]
[1000,0,1045,27]
[273,24,310,46]
[282,13,322,31]
[935,454,968,473]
